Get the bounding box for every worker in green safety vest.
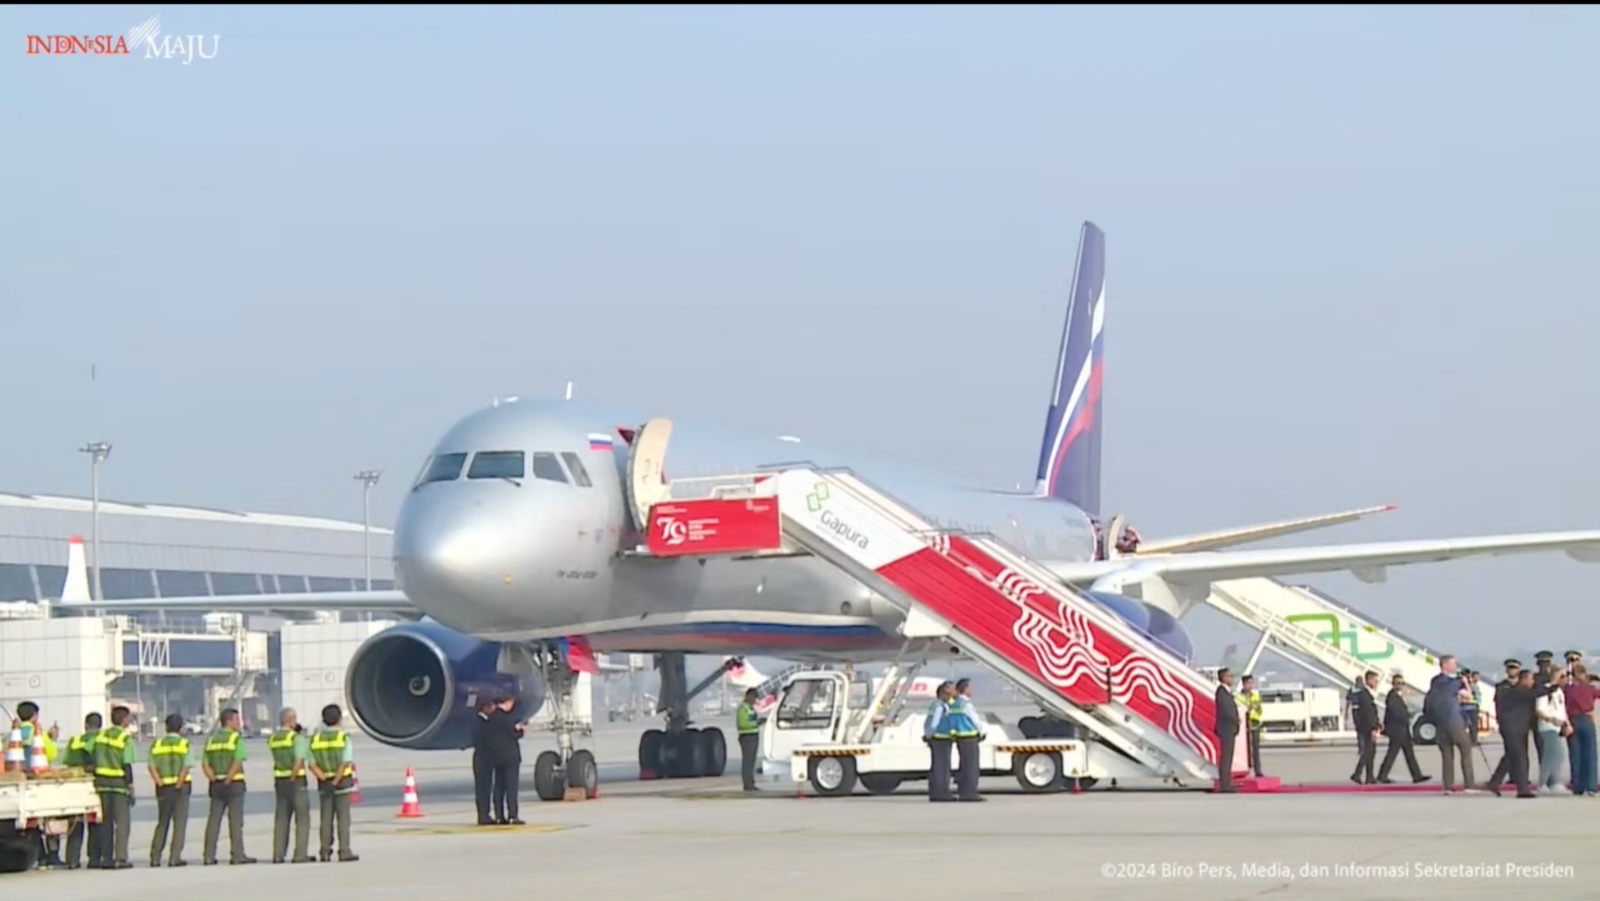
[146,713,192,867]
[736,688,762,792]
[268,708,313,864]
[61,712,103,869]
[90,705,137,869]
[201,707,255,865]
[308,704,359,863]
[1239,675,1266,778]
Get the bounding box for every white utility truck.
[0,771,100,872]
[760,666,1151,796]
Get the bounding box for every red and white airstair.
[639,460,1250,787]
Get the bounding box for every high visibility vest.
[735,703,760,735]
[1240,690,1263,727]
[65,730,99,768]
[92,725,132,791]
[310,729,352,780]
[150,734,192,785]
[268,729,305,779]
[19,722,57,765]
[204,729,245,782]
[945,697,979,738]
[927,699,951,740]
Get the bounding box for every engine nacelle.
[1082,591,1194,663]
[346,620,545,751]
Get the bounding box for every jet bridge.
[636,450,1251,788]
[1205,577,1486,740]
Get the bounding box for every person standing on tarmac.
[1213,668,1240,793]
[923,681,954,802]
[736,688,762,792]
[147,713,192,867]
[309,704,359,863]
[16,701,62,868]
[61,712,103,869]
[947,678,986,802]
[90,705,137,869]
[268,708,314,864]
[471,699,497,825]
[1376,674,1429,784]
[202,707,255,865]
[1238,676,1265,778]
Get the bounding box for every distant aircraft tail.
[1033,221,1106,515]
[59,536,91,605]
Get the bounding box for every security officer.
[923,681,954,802]
[202,707,255,865]
[735,688,761,792]
[61,712,102,869]
[147,713,192,867]
[268,708,313,864]
[1239,675,1265,777]
[1566,650,1586,678]
[90,705,136,869]
[309,704,359,863]
[946,678,986,802]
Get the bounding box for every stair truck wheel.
[534,750,565,802]
[1412,716,1438,746]
[859,773,903,795]
[567,749,599,798]
[807,754,858,797]
[1014,750,1063,793]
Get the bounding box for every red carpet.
[1213,777,1451,794]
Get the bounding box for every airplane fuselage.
[393,398,1098,657]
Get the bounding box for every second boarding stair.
[646,466,1241,785]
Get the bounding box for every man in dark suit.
[1488,669,1558,798]
[485,695,525,824]
[1425,655,1477,793]
[1349,671,1381,784]
[1377,674,1428,784]
[470,700,497,826]
[1213,668,1240,793]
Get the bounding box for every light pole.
[79,441,112,602]
[354,469,381,590]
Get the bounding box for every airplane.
[72,220,1600,796]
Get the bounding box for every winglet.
[59,536,91,605]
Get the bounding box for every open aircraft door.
[626,417,674,532]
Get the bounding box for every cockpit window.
[560,452,593,488]
[416,453,468,486]
[530,452,568,484]
[467,451,526,481]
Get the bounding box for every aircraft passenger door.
[626,418,674,531]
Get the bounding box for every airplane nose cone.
[394,492,513,611]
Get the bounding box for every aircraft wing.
[1134,504,1399,554]
[62,590,415,615]
[1046,529,1600,592]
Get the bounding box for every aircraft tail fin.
[1033,221,1106,515]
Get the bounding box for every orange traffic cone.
[397,767,424,818]
[349,764,361,804]
[27,733,49,775]
[3,721,22,772]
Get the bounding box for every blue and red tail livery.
[1034,221,1106,516]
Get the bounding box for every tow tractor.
[760,663,1151,796]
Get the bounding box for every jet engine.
[1082,591,1194,663]
[346,621,545,751]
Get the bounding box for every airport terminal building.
[0,489,395,735]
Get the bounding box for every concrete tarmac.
[24,716,1596,900]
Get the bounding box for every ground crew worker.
[61,712,102,869]
[923,681,954,802]
[269,708,313,864]
[947,678,985,802]
[1238,675,1265,777]
[16,701,62,868]
[309,704,359,862]
[736,689,761,792]
[147,713,192,867]
[91,705,136,869]
[202,707,255,865]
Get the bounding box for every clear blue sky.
[4,5,1599,655]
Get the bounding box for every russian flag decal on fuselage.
[588,432,615,451]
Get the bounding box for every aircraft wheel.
[807,755,858,797]
[638,729,666,780]
[567,749,599,798]
[533,750,565,802]
[701,727,728,777]
[1014,751,1062,793]
[859,773,903,795]
[1018,716,1043,739]
[677,729,709,778]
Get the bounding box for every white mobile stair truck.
[0,770,101,872]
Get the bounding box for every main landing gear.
[637,652,733,780]
[522,643,601,802]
